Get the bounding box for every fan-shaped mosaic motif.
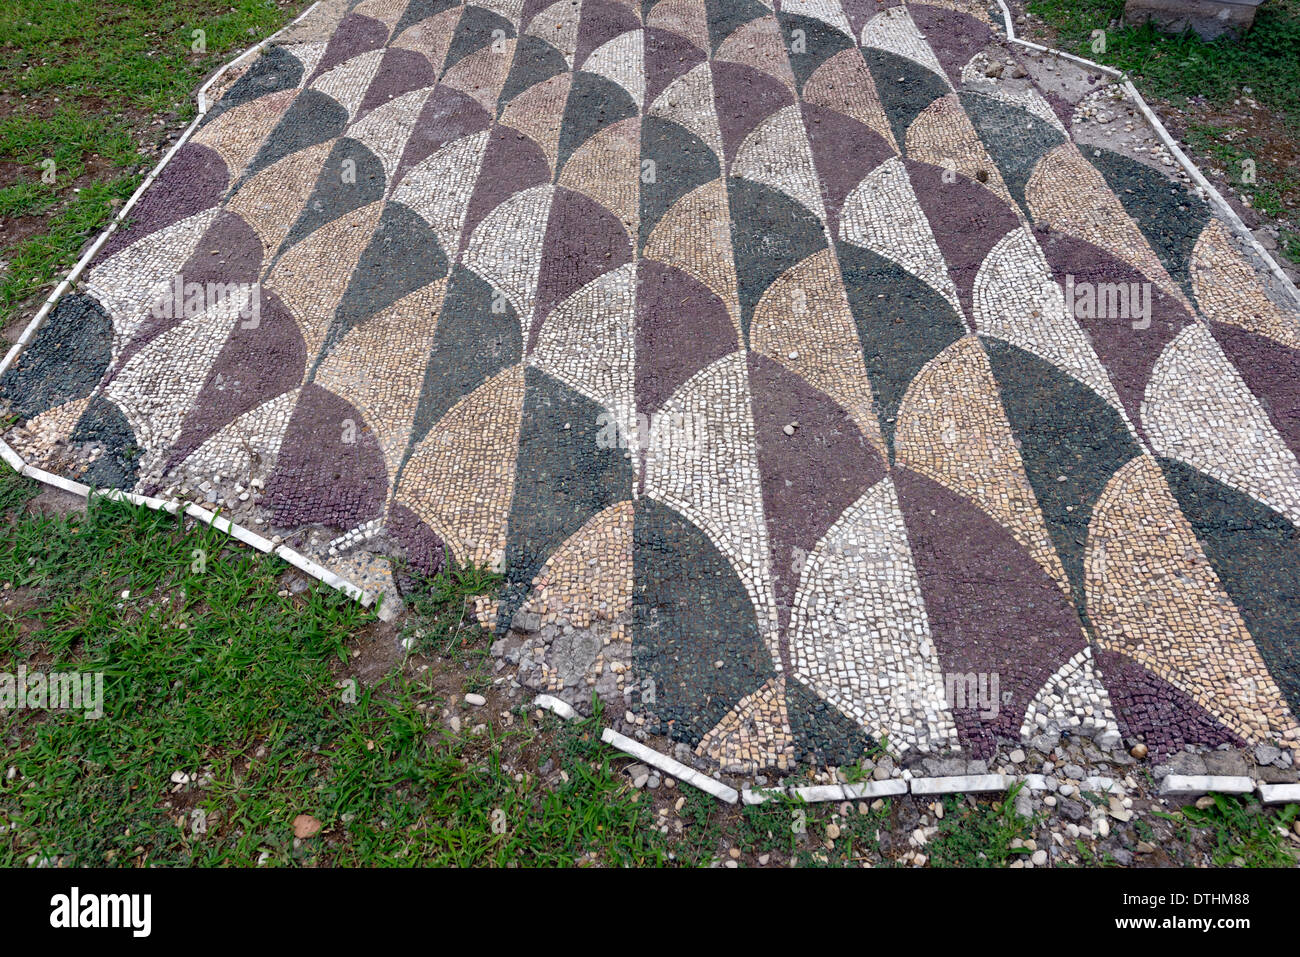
[4,0,1299,775]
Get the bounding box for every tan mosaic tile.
[643,177,741,338]
[895,335,1071,595]
[905,92,1016,208]
[557,117,640,235]
[802,48,898,152]
[264,200,385,366]
[1191,218,1300,350]
[1087,454,1300,745]
[397,364,525,569]
[749,249,885,455]
[1026,141,1191,313]
[499,74,572,176]
[695,676,797,773]
[314,280,447,479]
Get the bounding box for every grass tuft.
[927,784,1038,868]
[0,0,311,324]
[1160,794,1299,868]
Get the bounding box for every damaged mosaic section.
[3,0,1299,780]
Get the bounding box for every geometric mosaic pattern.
[4,0,1300,776]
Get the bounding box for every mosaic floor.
[4,0,1300,775]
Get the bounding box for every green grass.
[675,787,896,867]
[1159,794,1299,868]
[320,701,668,867]
[1025,0,1300,121]
[0,178,142,314]
[0,0,309,324]
[1285,233,1300,263]
[927,784,1039,867]
[1181,123,1300,221]
[0,466,895,868]
[0,0,298,111]
[398,561,502,694]
[0,180,59,220]
[0,468,666,866]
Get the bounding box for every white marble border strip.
[220,516,277,554]
[600,728,739,804]
[273,544,368,603]
[910,774,1013,795]
[20,464,91,498]
[1082,776,1124,795]
[1023,774,1123,794]
[533,694,578,720]
[740,772,1128,806]
[1121,80,1299,302]
[989,0,1121,78]
[8,461,371,607]
[1159,774,1256,796]
[844,779,911,800]
[194,4,315,114]
[95,487,183,515]
[992,0,1300,307]
[0,438,24,472]
[743,779,909,805]
[1257,782,1300,805]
